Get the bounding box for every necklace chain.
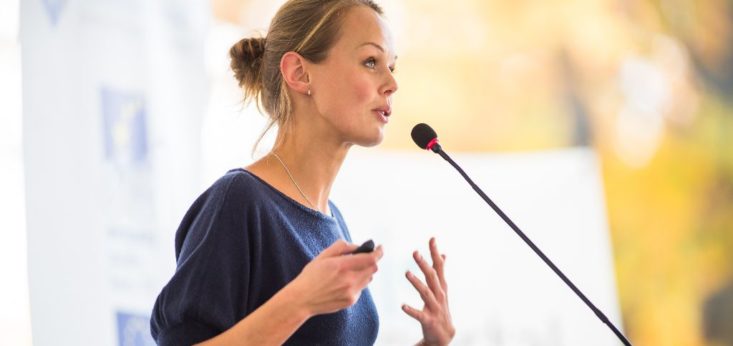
[271,152,316,209]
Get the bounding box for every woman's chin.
[353,131,385,148]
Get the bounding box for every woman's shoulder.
[204,168,268,201]
[180,168,268,221]
[173,168,268,259]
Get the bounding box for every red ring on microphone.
[426,138,439,151]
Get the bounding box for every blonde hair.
[229,0,384,150]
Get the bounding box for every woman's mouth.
[373,107,392,123]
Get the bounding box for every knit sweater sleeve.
[150,173,254,345]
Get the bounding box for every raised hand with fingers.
[402,237,455,346]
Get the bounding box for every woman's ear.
[280,52,311,96]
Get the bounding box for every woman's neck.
[247,120,351,215]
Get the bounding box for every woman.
[150,0,455,345]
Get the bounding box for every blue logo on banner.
[101,87,149,165]
[41,0,67,26]
[116,311,155,346]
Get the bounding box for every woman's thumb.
[317,239,357,258]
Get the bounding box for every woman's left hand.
[402,237,455,346]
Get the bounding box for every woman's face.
[308,6,398,147]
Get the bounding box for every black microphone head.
[411,123,441,152]
[411,123,436,148]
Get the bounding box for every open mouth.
[374,105,392,119]
[374,109,391,123]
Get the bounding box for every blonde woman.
[151,1,454,345]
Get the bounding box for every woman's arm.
[194,280,311,345]
[195,240,383,346]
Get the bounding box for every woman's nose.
[383,73,398,96]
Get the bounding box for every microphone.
[411,123,442,153]
[411,123,632,346]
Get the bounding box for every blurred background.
[2,0,732,345]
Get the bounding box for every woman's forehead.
[338,6,396,57]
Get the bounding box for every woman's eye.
[364,58,377,69]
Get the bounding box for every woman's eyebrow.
[358,41,385,52]
[357,42,398,61]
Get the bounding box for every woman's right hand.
[288,240,383,316]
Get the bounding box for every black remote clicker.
[352,239,375,254]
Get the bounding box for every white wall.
[0,0,32,344]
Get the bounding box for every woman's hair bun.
[229,37,266,92]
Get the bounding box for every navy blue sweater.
[150,168,379,345]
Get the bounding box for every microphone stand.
[433,145,631,346]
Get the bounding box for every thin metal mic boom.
[434,146,632,346]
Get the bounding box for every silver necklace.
[271,152,316,209]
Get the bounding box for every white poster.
[333,148,623,345]
[21,0,208,345]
